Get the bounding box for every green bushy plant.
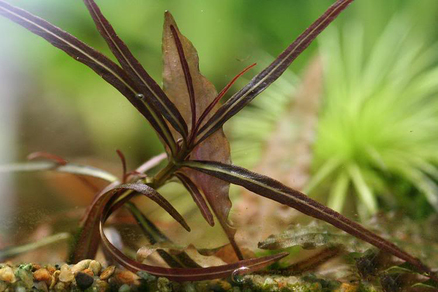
[306,18,438,219]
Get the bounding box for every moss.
[231,274,380,292]
[0,265,384,291]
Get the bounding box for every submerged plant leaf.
[232,57,322,245]
[309,19,438,218]
[0,161,118,182]
[259,217,438,283]
[0,0,176,153]
[4,0,434,285]
[27,151,69,165]
[100,186,288,282]
[195,62,257,135]
[83,0,188,141]
[72,183,189,262]
[162,12,240,258]
[127,202,201,269]
[125,202,170,245]
[182,160,438,281]
[367,213,438,268]
[175,173,214,226]
[197,0,354,145]
[101,219,288,281]
[137,243,227,269]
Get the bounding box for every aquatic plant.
[230,18,438,221]
[0,0,437,282]
[305,19,438,219]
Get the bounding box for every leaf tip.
[276,251,290,260]
[183,222,191,232]
[164,10,173,20]
[27,151,68,166]
[206,217,215,227]
[164,10,177,28]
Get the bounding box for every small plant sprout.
[0,0,437,282]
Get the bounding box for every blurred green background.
[1,0,438,248]
[0,0,437,158]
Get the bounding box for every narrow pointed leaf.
[182,160,438,282]
[0,161,118,182]
[125,202,169,244]
[194,63,257,136]
[169,24,197,133]
[72,183,189,262]
[100,212,288,281]
[27,151,68,165]
[348,164,378,214]
[26,152,104,192]
[176,173,215,226]
[197,0,355,144]
[0,0,176,153]
[102,153,168,217]
[126,202,201,268]
[163,12,241,258]
[107,191,287,280]
[83,0,188,139]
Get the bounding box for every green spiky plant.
[303,19,438,219]
[0,0,437,283]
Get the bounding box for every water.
[0,1,437,289]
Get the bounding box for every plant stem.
[0,233,71,260]
[150,161,179,189]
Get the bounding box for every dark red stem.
[116,149,127,183]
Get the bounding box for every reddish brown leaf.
[101,186,288,281]
[0,0,177,153]
[27,151,68,165]
[235,57,324,245]
[197,0,355,144]
[182,160,438,282]
[83,0,188,140]
[71,183,190,262]
[194,63,257,138]
[101,220,288,281]
[162,12,241,258]
[175,173,214,226]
